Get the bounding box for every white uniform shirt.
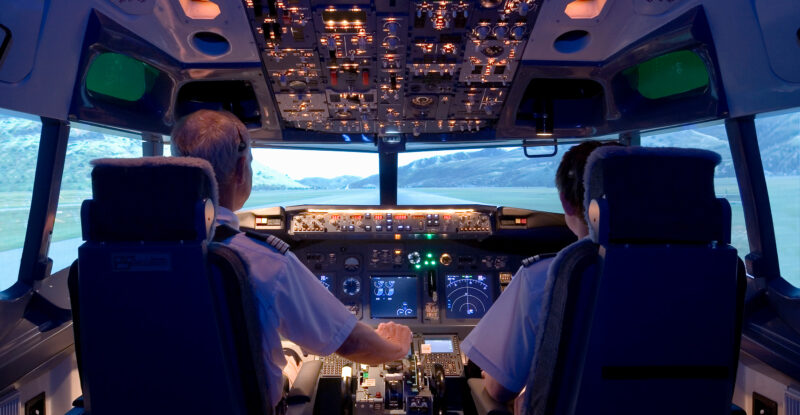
[216,207,358,406]
[461,257,553,393]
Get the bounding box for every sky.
[252,148,478,179]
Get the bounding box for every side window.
[755,110,800,288]
[0,110,41,291]
[641,122,749,258]
[49,124,141,273]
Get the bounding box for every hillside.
[0,116,308,191]
[0,111,796,191]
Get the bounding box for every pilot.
[170,109,413,408]
[461,141,616,409]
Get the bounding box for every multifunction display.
[370,276,418,318]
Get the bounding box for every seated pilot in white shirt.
[461,141,617,408]
[170,109,412,408]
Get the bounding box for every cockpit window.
[642,121,749,275]
[244,148,380,207]
[49,123,142,274]
[755,110,799,288]
[0,109,41,291]
[397,147,563,212]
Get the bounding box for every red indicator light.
[443,215,451,220]
[374,215,384,220]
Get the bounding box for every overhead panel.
[244,0,541,138]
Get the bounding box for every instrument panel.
[238,205,572,414]
[239,204,573,333]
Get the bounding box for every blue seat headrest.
[584,146,730,244]
[82,157,218,242]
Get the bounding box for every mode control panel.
[287,208,491,237]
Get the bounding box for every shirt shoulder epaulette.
[214,224,291,255]
[243,229,291,255]
[521,252,557,267]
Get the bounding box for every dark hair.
[555,141,620,217]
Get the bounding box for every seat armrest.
[287,360,323,404]
[468,378,512,415]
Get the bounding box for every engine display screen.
[370,276,417,318]
[424,338,454,353]
[445,274,493,319]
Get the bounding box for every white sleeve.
[272,253,357,356]
[461,260,551,393]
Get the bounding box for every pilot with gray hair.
[171,109,413,408]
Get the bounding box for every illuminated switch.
[330,69,338,86]
[362,69,370,85]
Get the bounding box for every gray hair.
[170,110,249,184]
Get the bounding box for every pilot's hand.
[375,322,412,359]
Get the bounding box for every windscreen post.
[378,136,403,206]
[18,118,70,286]
[142,133,163,156]
[725,116,780,280]
[619,131,641,146]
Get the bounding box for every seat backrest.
[71,157,271,414]
[525,147,742,415]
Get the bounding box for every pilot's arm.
[270,250,411,363]
[461,257,554,403]
[336,321,412,365]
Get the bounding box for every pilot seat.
[67,157,289,414]
[522,146,745,414]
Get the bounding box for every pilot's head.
[171,110,253,211]
[555,141,618,238]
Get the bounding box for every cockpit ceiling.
[0,0,798,149]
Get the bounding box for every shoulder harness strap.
[521,252,558,267]
[213,224,291,255]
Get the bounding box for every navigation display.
[370,276,417,318]
[424,338,454,353]
[445,274,493,319]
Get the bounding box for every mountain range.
[0,112,796,192]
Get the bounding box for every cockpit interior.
[0,0,799,414]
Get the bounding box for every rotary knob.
[439,253,452,266]
[476,26,491,40]
[408,251,421,265]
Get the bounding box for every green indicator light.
[415,264,421,269]
[426,253,433,258]
[426,234,434,240]
[363,373,369,379]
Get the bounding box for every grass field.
[1,178,798,288]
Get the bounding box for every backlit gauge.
[344,256,361,272]
[343,277,361,296]
[445,274,492,319]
